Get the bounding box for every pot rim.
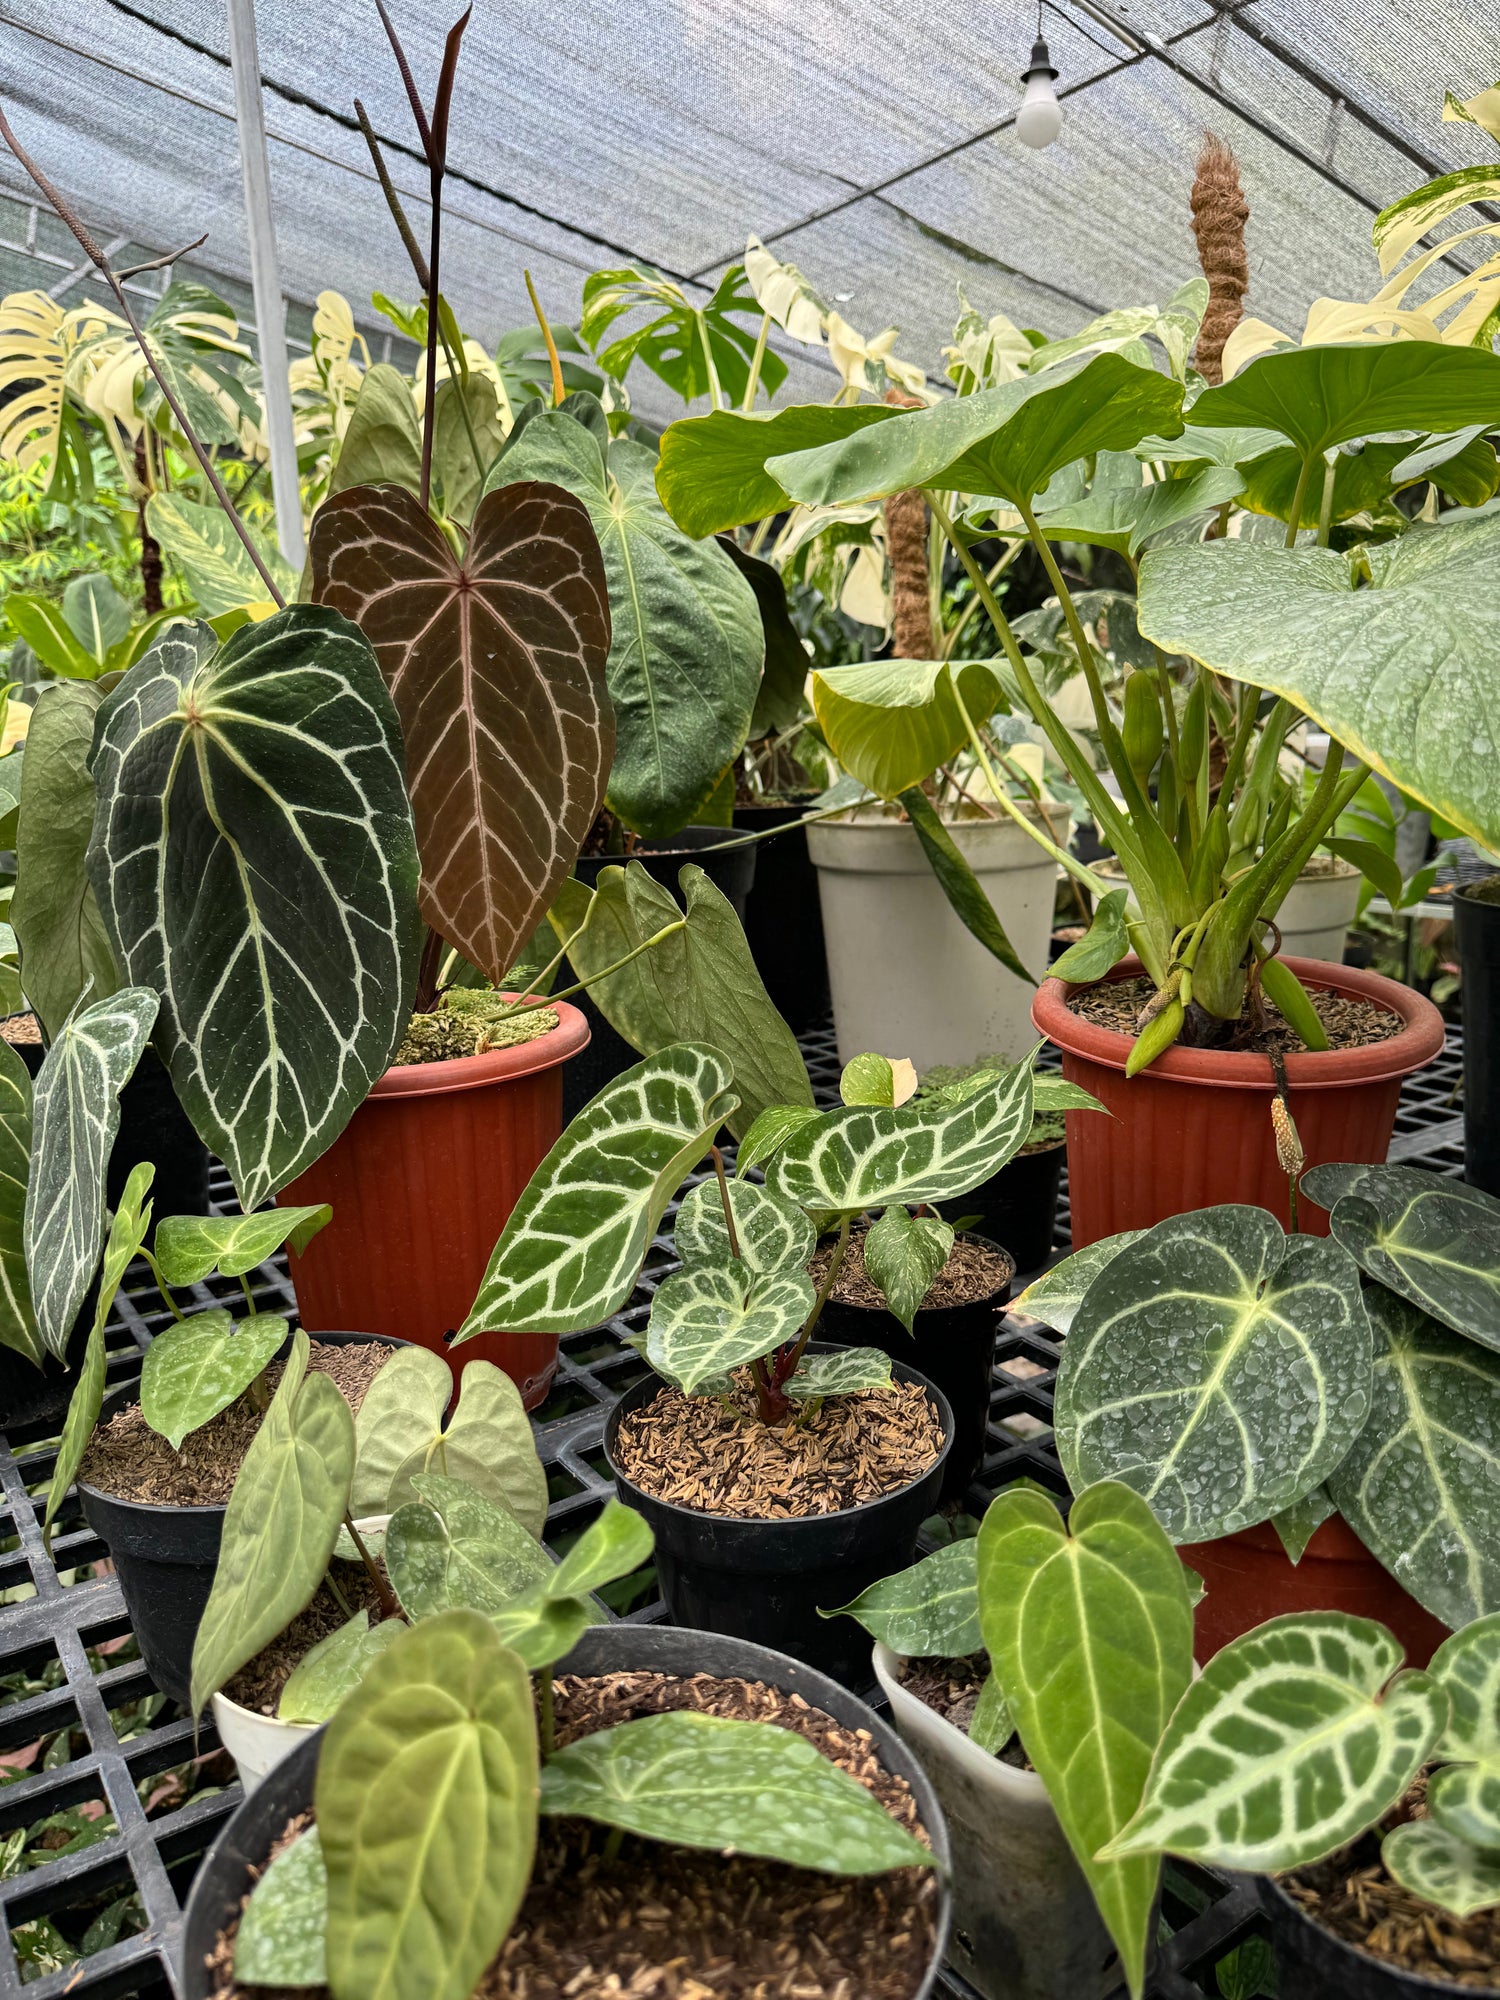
[1032,954,1445,1092]
[1256,1870,1500,1997]
[872,1640,1047,1800]
[1455,880,1500,908]
[369,996,590,1100]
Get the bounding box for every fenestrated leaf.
[326,361,422,498]
[824,1538,980,1655]
[384,1362,549,1536]
[539,1710,931,1872]
[0,1041,38,1363]
[1103,1612,1446,1872]
[459,1045,738,1342]
[189,1329,355,1716]
[24,985,157,1358]
[1049,890,1130,983]
[138,1309,286,1450]
[1325,1165,1500,1353]
[783,1345,892,1403]
[235,1828,328,1986]
[547,1498,654,1599]
[1136,517,1500,853]
[1054,1209,1372,1544]
[1014,1231,1145,1335]
[1383,1818,1500,1919]
[1272,1484,1337,1565]
[384,1472,556,1624]
[863,1205,954,1334]
[899,787,1038,985]
[811,659,1004,800]
[734,1104,821,1178]
[277,1611,400,1726]
[153,1205,331,1286]
[310,481,613,986]
[349,1345,452,1518]
[646,1262,814,1395]
[977,1481,1195,2000]
[969,1673,1014,1753]
[318,1610,539,2000]
[655,403,898,539]
[673,1177,814,1277]
[1327,1286,1500,1631]
[87,609,421,1212]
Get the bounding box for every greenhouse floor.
[0,1023,1468,2000]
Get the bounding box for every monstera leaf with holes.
[86,608,421,1212]
[309,480,613,985]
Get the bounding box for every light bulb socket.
[1022,34,1059,80]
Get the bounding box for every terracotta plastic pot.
[1031,956,1445,1244]
[277,1002,589,1407]
[1180,1514,1451,1669]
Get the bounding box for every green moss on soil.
[394,988,558,1066]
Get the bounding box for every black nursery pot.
[732,798,830,1033]
[562,828,758,1124]
[1455,885,1500,1200]
[818,1234,1013,1506]
[604,1346,953,1687]
[1256,1873,1500,2000]
[179,1621,952,2000]
[936,1144,1064,1278]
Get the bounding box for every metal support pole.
[225,0,305,569]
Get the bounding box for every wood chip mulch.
[80,1339,391,1506]
[1068,974,1402,1055]
[1,1011,42,1045]
[614,1376,944,1519]
[810,1231,1013,1314]
[222,1561,390,1717]
[897,1656,1028,1769]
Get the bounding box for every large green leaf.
[382,1361,549,1535]
[1103,1612,1445,1872]
[1328,1286,1500,1631]
[277,1612,401,1727]
[460,1044,737,1342]
[538,1710,930,1873]
[1383,1818,1500,1919]
[11,682,118,1039]
[977,1481,1195,2000]
[235,1827,329,1986]
[644,1262,814,1394]
[144,493,294,615]
[1322,1164,1500,1353]
[1014,1231,1145,1335]
[488,405,763,838]
[673,1176,813,1276]
[318,1610,538,2000]
[655,403,897,538]
[87,609,421,1211]
[1054,1208,1371,1543]
[153,1205,331,1285]
[825,1538,980,1656]
[718,537,812,739]
[326,362,422,498]
[0,1040,38,1363]
[384,1472,555,1623]
[1137,516,1500,852]
[188,1328,355,1715]
[137,1308,286,1449]
[24,985,156,1358]
[810,659,1004,799]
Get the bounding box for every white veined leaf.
[1324,1164,1500,1352]
[672,1177,813,1277]
[783,1344,893,1402]
[645,1262,814,1395]
[0,1039,39,1364]
[1383,1817,1500,1920]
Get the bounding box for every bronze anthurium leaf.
[310,480,613,985]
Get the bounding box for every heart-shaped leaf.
[310,482,613,985]
[25,984,157,1358]
[138,1309,286,1449]
[673,1177,813,1277]
[384,1362,549,1536]
[87,610,421,1212]
[385,1472,555,1623]
[318,1610,538,2000]
[862,1206,955,1334]
[546,1498,654,1599]
[431,374,507,527]
[825,1538,980,1655]
[1428,1763,1500,1853]
[325,362,421,498]
[1324,1165,1500,1352]
[491,1584,596,1669]
[1054,1209,1372,1544]
[539,1710,931,1872]
[153,1206,331,1287]
[235,1827,328,1986]
[646,1263,815,1395]
[1014,1230,1145,1334]
[348,1346,452,1518]
[1431,1616,1500,1764]
[810,659,1005,799]
[1383,1818,1500,1919]
[840,1054,920,1109]
[0,1040,38,1364]
[1049,890,1130,983]
[459,1044,738,1342]
[277,1610,401,1726]
[783,1345,893,1402]
[1103,1612,1446,1872]
[655,403,898,538]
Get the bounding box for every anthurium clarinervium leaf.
[153,1205,332,1286]
[138,1308,286,1449]
[1103,1611,1446,1873]
[235,1827,329,1986]
[673,1177,814,1277]
[1327,1286,1500,1631]
[276,1609,401,1726]
[539,1710,931,1873]
[24,984,156,1358]
[0,1040,39,1365]
[862,1205,955,1334]
[768,1055,1033,1213]
[1136,516,1500,853]
[87,610,421,1212]
[459,1044,738,1342]
[1014,1230,1145,1335]
[977,1481,1195,2000]
[1382,1818,1500,1919]
[318,1610,539,2000]
[783,1344,893,1402]
[1431,1615,1500,1767]
[654,403,898,538]
[645,1262,815,1395]
[488,404,762,839]
[382,1360,548,1535]
[826,1538,980,1656]
[310,480,613,986]
[1053,1207,1371,1544]
[810,658,1005,800]
[189,1328,355,1716]
[1322,1163,1500,1352]
[385,1472,556,1624]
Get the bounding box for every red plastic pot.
[1031,956,1444,1245]
[1180,1515,1451,1669]
[276,1000,589,1409]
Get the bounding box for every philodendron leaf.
[1049,890,1130,983]
[825,1538,980,1656]
[863,1206,955,1334]
[735,1104,822,1178]
[318,1610,539,2000]
[840,1053,919,1109]
[24,984,157,1358]
[646,1263,815,1394]
[235,1828,328,1986]
[769,1057,1033,1213]
[138,1309,286,1450]
[153,1205,332,1286]
[1014,1231,1145,1335]
[1323,1165,1500,1353]
[783,1345,894,1402]
[1104,1612,1445,1873]
[546,1498,654,1599]
[1271,1484,1338,1566]
[277,1611,400,1726]
[348,1345,451,1518]
[539,1710,931,1873]
[460,1045,738,1342]
[384,1361,548,1536]
[86,609,421,1212]
[1383,1819,1500,1920]
[673,1177,814,1277]
[654,403,897,539]
[969,1674,1014,1754]
[0,1040,39,1364]
[977,1481,1195,2000]
[385,1471,555,1625]
[189,1329,355,1716]
[310,481,613,986]
[1055,1208,1371,1544]
[1327,1286,1500,1630]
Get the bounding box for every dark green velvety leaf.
[825,1538,979,1655]
[655,403,897,538]
[235,1828,328,1986]
[1272,1484,1337,1565]
[1326,1164,1500,1351]
[138,1308,285,1450]
[717,538,810,739]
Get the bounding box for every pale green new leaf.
[839,1053,919,1109]
[235,1828,328,1986]
[1383,1818,1500,1919]
[646,1262,814,1394]
[326,362,422,498]
[277,1612,401,1726]
[546,1498,654,1598]
[673,1177,814,1277]
[825,1538,980,1656]
[1325,1165,1500,1352]
[810,659,1005,799]
[0,1040,38,1363]
[1014,1231,1145,1334]
[734,1104,821,1177]
[384,1473,555,1624]
[138,1309,286,1450]
[783,1345,893,1402]
[654,402,897,539]
[491,1583,595,1669]
[349,1346,452,1518]
[153,1204,331,1286]
[863,1206,954,1333]
[384,1361,548,1536]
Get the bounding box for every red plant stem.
[412,926,446,1015]
[343,1513,403,1623]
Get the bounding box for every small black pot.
[76,1332,404,1710]
[1256,1872,1499,1999]
[818,1234,1013,1506]
[179,1621,953,2000]
[562,828,759,1124]
[937,1145,1064,1277]
[1455,886,1500,1200]
[605,1346,953,1686]
[732,799,830,1033]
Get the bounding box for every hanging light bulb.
[1016,31,1062,149]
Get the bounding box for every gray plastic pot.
[179,1622,953,2000]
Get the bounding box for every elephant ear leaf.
[86,608,422,1212]
[1324,1164,1500,1352]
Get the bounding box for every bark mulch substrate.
[80,1339,391,1506]
[614,1374,944,1518]
[1282,1776,1500,1988]
[203,1669,940,2000]
[393,990,557,1065]
[898,1654,1026,1769]
[1069,973,1402,1056]
[2,1010,42,1045]
[809,1230,1013,1314]
[222,1560,389,1717]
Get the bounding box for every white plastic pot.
[1273,859,1361,966]
[807,807,1059,1070]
